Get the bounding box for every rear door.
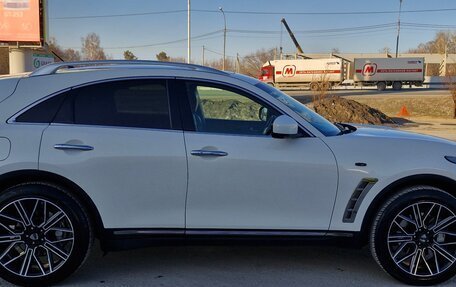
[39,79,188,229]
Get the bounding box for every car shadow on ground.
[59,242,452,287]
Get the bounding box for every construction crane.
[280,18,304,54]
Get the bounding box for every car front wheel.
[0,183,93,286]
[370,186,456,285]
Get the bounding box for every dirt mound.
[313,96,395,125]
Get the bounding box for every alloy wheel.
[0,198,74,278]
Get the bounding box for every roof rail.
[29,60,228,77]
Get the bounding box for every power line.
[51,10,187,19]
[50,8,456,20]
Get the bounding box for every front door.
[182,81,338,231]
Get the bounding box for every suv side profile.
[0,61,455,286]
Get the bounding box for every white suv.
[0,61,455,286]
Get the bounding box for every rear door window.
[54,79,173,129]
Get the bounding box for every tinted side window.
[55,80,171,129]
[15,92,68,123]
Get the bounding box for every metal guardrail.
[29,60,228,77]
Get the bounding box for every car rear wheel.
[370,186,456,285]
[0,183,93,286]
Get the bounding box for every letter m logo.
[282,65,296,77]
[362,63,377,76]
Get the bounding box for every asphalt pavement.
[2,242,453,287]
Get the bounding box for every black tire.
[310,82,319,91]
[0,183,93,286]
[370,186,456,285]
[321,82,331,91]
[393,81,402,90]
[377,81,387,91]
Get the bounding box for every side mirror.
[272,115,299,138]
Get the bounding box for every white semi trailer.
[353,58,425,91]
[259,57,425,91]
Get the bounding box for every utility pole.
[187,0,191,63]
[395,0,403,58]
[219,7,227,71]
[202,45,205,66]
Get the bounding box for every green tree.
[123,50,138,60]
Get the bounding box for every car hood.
[348,125,455,146]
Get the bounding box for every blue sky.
[47,0,456,62]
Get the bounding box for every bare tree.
[81,33,107,60]
[47,37,81,61]
[240,48,275,77]
[408,31,456,54]
[379,47,392,54]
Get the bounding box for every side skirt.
[101,229,362,252]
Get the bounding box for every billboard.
[0,0,41,42]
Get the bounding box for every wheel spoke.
[0,235,21,244]
[19,248,33,276]
[393,241,414,259]
[0,213,23,225]
[396,248,417,264]
[29,200,39,226]
[47,237,74,244]
[388,235,413,243]
[410,249,422,275]
[398,214,417,227]
[44,242,69,261]
[433,244,456,264]
[393,220,412,236]
[0,222,17,235]
[14,201,31,227]
[0,241,19,261]
[433,216,456,233]
[42,211,64,231]
[412,204,424,229]
[423,204,436,227]
[421,249,434,275]
[4,250,25,266]
[45,227,73,235]
[33,250,45,276]
[432,247,441,274]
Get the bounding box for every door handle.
[191,150,228,157]
[54,144,94,151]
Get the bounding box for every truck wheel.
[377,82,387,91]
[310,82,319,91]
[321,82,331,91]
[392,81,402,90]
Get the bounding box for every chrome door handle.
[54,144,94,151]
[191,150,228,157]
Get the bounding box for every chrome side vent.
[343,178,378,223]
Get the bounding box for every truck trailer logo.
[362,63,377,76]
[282,65,296,77]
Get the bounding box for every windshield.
[254,82,341,136]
